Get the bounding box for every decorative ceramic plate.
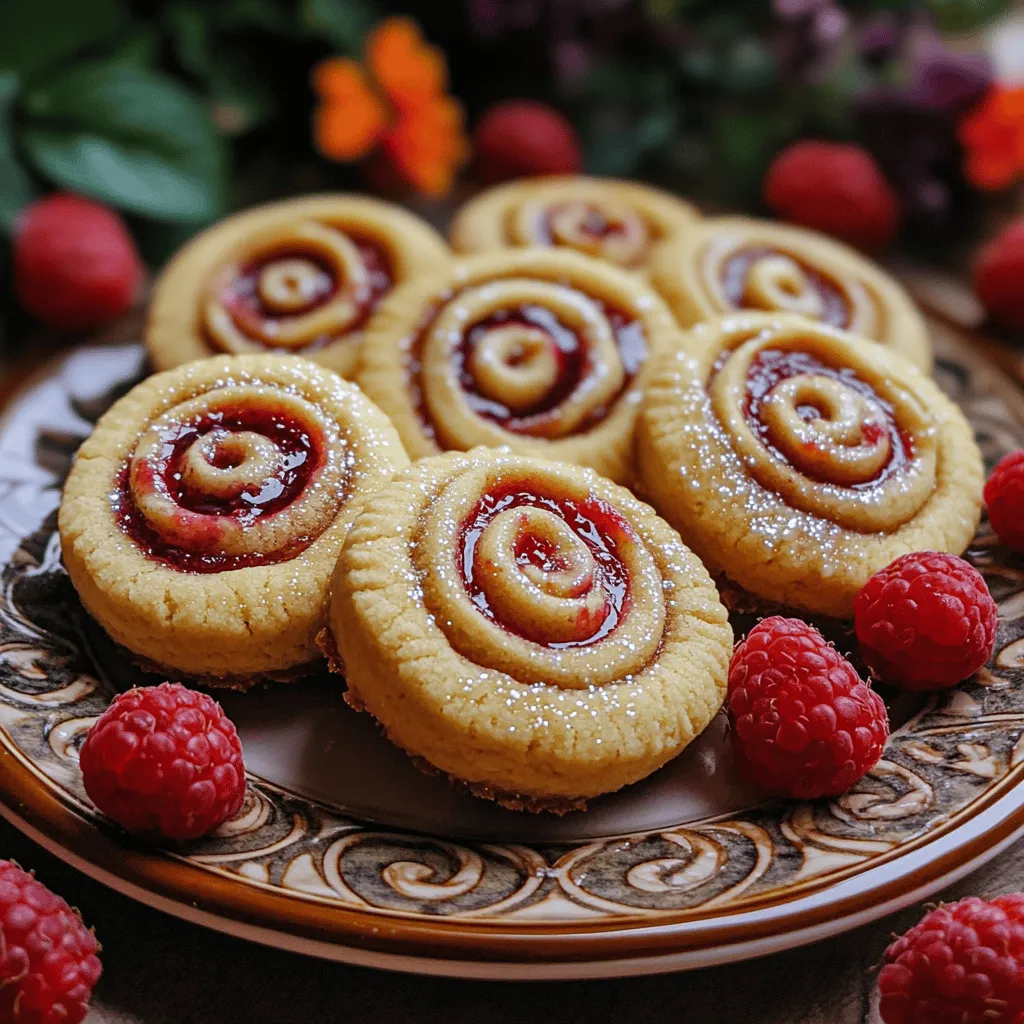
[1,329,1023,980]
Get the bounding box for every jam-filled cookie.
[650,217,932,371]
[450,176,699,271]
[59,354,408,685]
[356,248,680,483]
[325,449,732,811]
[146,195,450,379]
[637,313,982,619]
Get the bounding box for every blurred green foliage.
[0,0,379,241]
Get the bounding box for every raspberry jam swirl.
[702,235,881,338]
[709,325,937,533]
[460,487,630,647]
[512,198,651,267]
[415,278,646,447]
[418,461,665,688]
[117,385,348,572]
[204,220,392,354]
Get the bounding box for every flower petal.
[382,96,469,196]
[313,89,388,162]
[367,16,448,113]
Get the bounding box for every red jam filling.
[408,297,647,439]
[217,236,393,350]
[458,483,633,648]
[542,204,632,244]
[115,404,325,573]
[742,348,911,487]
[722,246,851,329]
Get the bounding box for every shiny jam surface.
[722,246,851,328]
[410,297,647,438]
[542,204,631,244]
[458,483,632,647]
[218,236,393,349]
[742,348,910,486]
[116,405,324,573]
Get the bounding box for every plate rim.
[1,319,1024,975]
[3,775,1024,978]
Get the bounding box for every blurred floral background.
[1,0,1022,348]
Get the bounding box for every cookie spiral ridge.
[326,449,732,807]
[146,195,451,379]
[59,354,408,681]
[636,313,981,618]
[357,249,681,483]
[707,321,937,534]
[650,217,932,372]
[203,220,385,355]
[450,176,699,271]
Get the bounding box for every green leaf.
[21,63,227,222]
[107,29,161,69]
[926,0,1011,32]
[164,1,213,80]
[217,0,291,33]
[0,75,36,232]
[710,108,799,202]
[0,0,126,80]
[583,107,678,177]
[721,38,778,95]
[206,61,276,136]
[300,0,377,53]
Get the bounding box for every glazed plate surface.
[1,331,1023,979]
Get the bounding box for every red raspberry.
[855,552,998,691]
[764,140,901,252]
[473,100,582,184]
[14,193,144,333]
[974,219,1024,333]
[986,451,1024,552]
[727,616,888,799]
[0,860,101,1024]
[879,894,1024,1024]
[79,682,246,840]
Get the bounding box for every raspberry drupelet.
[985,450,1024,553]
[0,860,102,1024]
[855,552,998,691]
[79,682,246,841]
[879,894,1024,1024]
[727,616,889,799]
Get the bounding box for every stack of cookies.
[57,177,983,812]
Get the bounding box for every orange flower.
[312,18,469,197]
[959,86,1024,191]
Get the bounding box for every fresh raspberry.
[14,193,144,333]
[727,616,888,799]
[0,860,101,1024]
[855,552,998,691]
[986,451,1024,552]
[879,894,1024,1024]
[974,219,1024,333]
[763,140,901,252]
[79,682,246,840]
[473,100,582,184]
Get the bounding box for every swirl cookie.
[146,195,451,379]
[58,354,408,684]
[356,248,680,483]
[325,449,732,811]
[650,217,932,371]
[636,313,982,619]
[450,176,699,271]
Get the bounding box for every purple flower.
[858,13,902,62]
[905,23,992,113]
[771,0,850,82]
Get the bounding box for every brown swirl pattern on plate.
[0,335,1022,925]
